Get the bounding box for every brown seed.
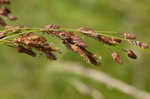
[97,35,116,45]
[124,32,136,39]
[112,52,123,64]
[127,50,137,59]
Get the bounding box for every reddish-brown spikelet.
[124,32,136,39]
[0,7,10,16]
[112,52,123,64]
[8,15,17,20]
[137,41,149,49]
[128,40,149,49]
[97,35,116,45]
[127,50,137,59]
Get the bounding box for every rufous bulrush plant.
[0,0,149,66]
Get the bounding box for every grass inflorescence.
[0,0,149,65]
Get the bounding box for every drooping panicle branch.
[0,0,149,65]
[0,24,149,65]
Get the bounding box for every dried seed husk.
[112,52,123,64]
[127,50,137,59]
[124,32,136,39]
[97,35,116,45]
[138,42,149,49]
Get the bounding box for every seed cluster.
[45,25,99,65]
[14,33,59,60]
[0,1,149,65]
[78,27,149,64]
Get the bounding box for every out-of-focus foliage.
[0,0,150,99]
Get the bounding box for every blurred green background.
[0,0,150,99]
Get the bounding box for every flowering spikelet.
[136,41,149,49]
[124,32,136,40]
[97,35,117,45]
[127,50,137,59]
[129,40,149,49]
[112,52,123,64]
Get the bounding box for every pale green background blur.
[0,0,150,99]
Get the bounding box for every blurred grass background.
[0,0,150,99]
